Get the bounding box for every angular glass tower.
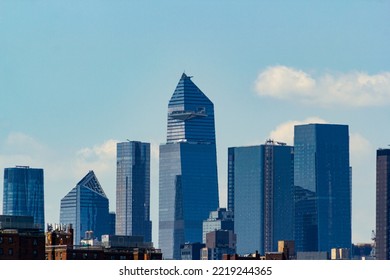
[116,141,151,242]
[3,166,45,231]
[294,124,351,254]
[159,73,219,259]
[228,141,294,255]
[376,148,390,260]
[60,170,110,245]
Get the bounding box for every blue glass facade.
[159,73,219,259]
[116,141,151,242]
[60,171,110,245]
[166,73,216,145]
[3,166,45,231]
[228,142,294,255]
[294,124,351,253]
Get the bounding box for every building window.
[0,237,3,244]
[0,248,3,255]
[33,239,38,246]
[8,248,13,255]
[8,237,13,244]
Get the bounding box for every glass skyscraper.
[116,141,151,242]
[294,123,351,254]
[228,141,294,255]
[60,170,110,245]
[159,73,219,259]
[376,148,390,260]
[3,166,45,231]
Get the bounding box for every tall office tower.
[3,166,45,231]
[376,148,390,260]
[116,141,151,242]
[294,123,351,254]
[228,140,294,255]
[60,170,110,245]
[159,73,219,259]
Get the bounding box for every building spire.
[181,72,193,79]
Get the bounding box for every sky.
[1,1,389,247]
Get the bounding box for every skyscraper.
[228,140,294,255]
[60,170,110,245]
[376,148,390,260]
[116,141,151,242]
[159,73,219,259]
[294,123,351,254]
[3,166,44,231]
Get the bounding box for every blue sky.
[1,1,389,247]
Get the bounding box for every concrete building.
[180,242,205,260]
[331,248,351,260]
[202,208,233,243]
[278,240,296,259]
[46,225,161,260]
[0,215,45,260]
[296,251,329,260]
[201,230,236,260]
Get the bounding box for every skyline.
[1,1,390,247]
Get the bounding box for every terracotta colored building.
[0,215,45,260]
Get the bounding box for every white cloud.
[74,139,117,179]
[0,132,50,169]
[255,66,390,107]
[255,65,316,99]
[77,139,117,161]
[349,132,373,168]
